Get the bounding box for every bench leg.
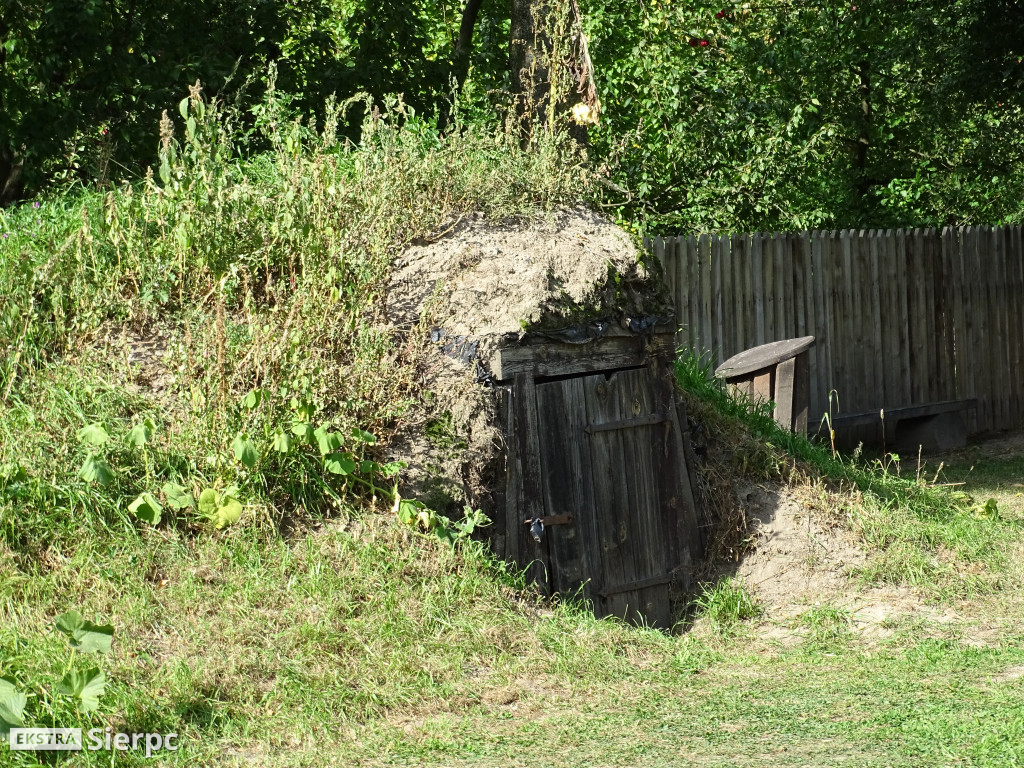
[894,412,968,453]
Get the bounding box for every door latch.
[523,514,574,542]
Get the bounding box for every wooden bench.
[829,399,978,452]
[715,336,815,433]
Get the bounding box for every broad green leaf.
[360,460,378,474]
[211,495,243,529]
[241,389,266,410]
[198,488,243,528]
[162,482,193,510]
[231,433,259,469]
[324,453,356,475]
[128,492,162,525]
[54,611,114,655]
[351,428,377,445]
[79,455,114,486]
[272,430,291,454]
[178,97,189,120]
[0,677,26,737]
[314,426,343,456]
[397,498,424,527]
[198,488,219,516]
[126,418,155,447]
[291,421,315,444]
[77,423,109,446]
[57,668,106,712]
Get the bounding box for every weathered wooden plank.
[811,231,831,424]
[956,228,978,433]
[659,362,702,583]
[733,234,749,364]
[908,229,927,406]
[512,372,550,593]
[868,230,884,410]
[492,332,675,380]
[1012,225,1024,425]
[831,398,977,428]
[1000,225,1016,426]
[764,233,777,342]
[715,336,816,378]
[936,228,956,405]
[844,230,864,412]
[880,230,900,408]
[800,232,819,419]
[615,367,672,626]
[675,237,690,350]
[923,229,942,405]
[687,235,700,354]
[943,228,966,407]
[990,226,1007,428]
[753,371,773,406]
[774,355,797,430]
[752,233,766,346]
[894,229,912,408]
[493,386,511,559]
[584,370,643,622]
[535,376,599,601]
[793,350,811,434]
[653,236,669,311]
[741,233,756,355]
[967,227,990,431]
[780,233,794,340]
[713,234,726,365]
[792,233,808,341]
[698,234,713,358]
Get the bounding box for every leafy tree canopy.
[2,0,1023,232]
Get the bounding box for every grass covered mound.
[1,86,1024,767]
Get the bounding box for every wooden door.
[507,360,701,628]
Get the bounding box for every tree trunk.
[509,0,598,146]
[509,0,553,143]
[437,0,485,133]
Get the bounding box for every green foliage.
[1,612,115,736]
[54,611,114,655]
[56,668,106,713]
[0,678,27,737]
[198,487,244,529]
[128,492,163,525]
[586,0,1024,232]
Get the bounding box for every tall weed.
[0,81,592,549]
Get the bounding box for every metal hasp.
[494,327,704,629]
[715,336,815,433]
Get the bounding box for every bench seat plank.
[831,398,978,428]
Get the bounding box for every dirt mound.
[727,482,867,601]
[705,481,1001,646]
[385,206,668,516]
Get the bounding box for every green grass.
[692,577,761,629]
[3,86,1024,767]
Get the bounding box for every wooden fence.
[648,226,1024,436]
